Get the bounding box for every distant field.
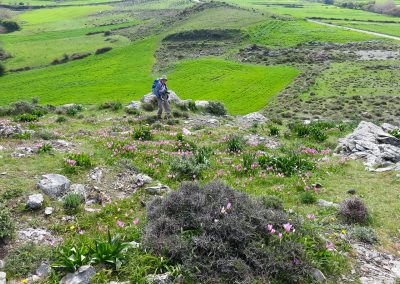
[169,58,299,115]
[321,20,400,37]
[227,0,400,21]
[247,19,387,47]
[0,0,122,5]
[305,60,400,98]
[0,39,298,115]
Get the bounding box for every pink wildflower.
[307,213,315,220]
[226,202,232,210]
[283,223,292,233]
[267,224,273,231]
[326,241,335,251]
[133,218,139,225]
[116,219,125,228]
[278,233,283,239]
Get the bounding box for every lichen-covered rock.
[37,174,71,199]
[26,194,44,209]
[59,265,96,284]
[336,121,400,170]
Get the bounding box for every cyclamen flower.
[267,224,273,231]
[326,241,335,251]
[133,218,139,225]
[278,233,283,239]
[283,223,292,233]
[293,258,300,265]
[270,229,276,234]
[226,202,232,210]
[116,219,125,228]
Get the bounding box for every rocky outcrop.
[241,112,268,126]
[141,91,181,104]
[0,123,24,138]
[336,121,400,171]
[59,265,96,284]
[37,174,71,199]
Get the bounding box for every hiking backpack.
[152,78,160,93]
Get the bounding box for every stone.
[0,272,6,284]
[59,265,96,284]
[0,123,24,138]
[0,259,4,269]
[195,100,209,108]
[44,207,54,215]
[89,167,103,183]
[38,174,71,199]
[336,121,400,170]
[145,273,172,284]
[18,228,59,245]
[141,91,180,104]
[27,194,44,209]
[241,112,268,125]
[146,183,171,195]
[36,261,51,278]
[311,268,326,282]
[317,199,339,208]
[70,184,86,200]
[127,101,142,110]
[381,123,398,132]
[392,261,400,277]
[134,173,153,187]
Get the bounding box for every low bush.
[63,193,82,212]
[65,104,83,116]
[13,132,31,140]
[206,101,227,116]
[300,191,317,204]
[0,63,5,76]
[95,47,113,55]
[0,205,15,241]
[0,20,20,33]
[268,125,280,136]
[170,155,207,180]
[7,101,48,116]
[262,195,284,210]
[15,113,38,122]
[99,101,123,111]
[133,126,152,141]
[258,152,315,177]
[227,135,244,153]
[144,181,315,283]
[5,243,50,277]
[289,122,330,142]
[188,101,197,112]
[142,102,156,112]
[338,197,370,225]
[56,116,67,123]
[37,130,57,140]
[349,227,378,244]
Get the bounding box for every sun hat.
[160,75,168,80]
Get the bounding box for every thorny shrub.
[143,181,318,284]
[338,197,370,225]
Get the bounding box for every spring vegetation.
[0,0,400,283]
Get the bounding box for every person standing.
[152,75,171,119]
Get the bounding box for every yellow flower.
[22,279,28,283]
[330,217,336,221]
[70,226,75,230]
[341,229,347,234]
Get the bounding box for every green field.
[322,20,400,37]
[169,58,299,114]
[247,18,386,47]
[0,39,298,115]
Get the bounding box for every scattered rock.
[37,174,71,199]
[141,91,180,104]
[89,167,103,184]
[59,265,96,284]
[381,123,398,132]
[195,100,209,108]
[27,194,44,209]
[145,183,172,195]
[243,134,280,148]
[336,121,400,171]
[311,268,326,282]
[11,146,34,158]
[17,228,60,245]
[145,273,173,284]
[0,123,23,138]
[44,207,54,215]
[36,261,51,278]
[0,259,4,269]
[241,112,268,127]
[317,199,339,208]
[0,272,6,284]
[127,101,142,110]
[134,173,153,187]
[70,184,86,200]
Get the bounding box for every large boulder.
[126,101,142,110]
[0,123,24,138]
[37,174,71,199]
[0,272,6,284]
[336,121,400,170]
[141,91,180,104]
[59,265,96,284]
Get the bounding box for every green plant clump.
[133,126,153,141]
[205,101,227,116]
[99,101,123,111]
[170,155,207,180]
[63,193,83,212]
[15,113,39,122]
[0,205,15,241]
[258,152,315,177]
[349,227,378,244]
[300,191,317,204]
[38,143,53,154]
[226,135,244,153]
[5,243,51,277]
[388,129,400,139]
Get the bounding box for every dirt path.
[307,19,400,41]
